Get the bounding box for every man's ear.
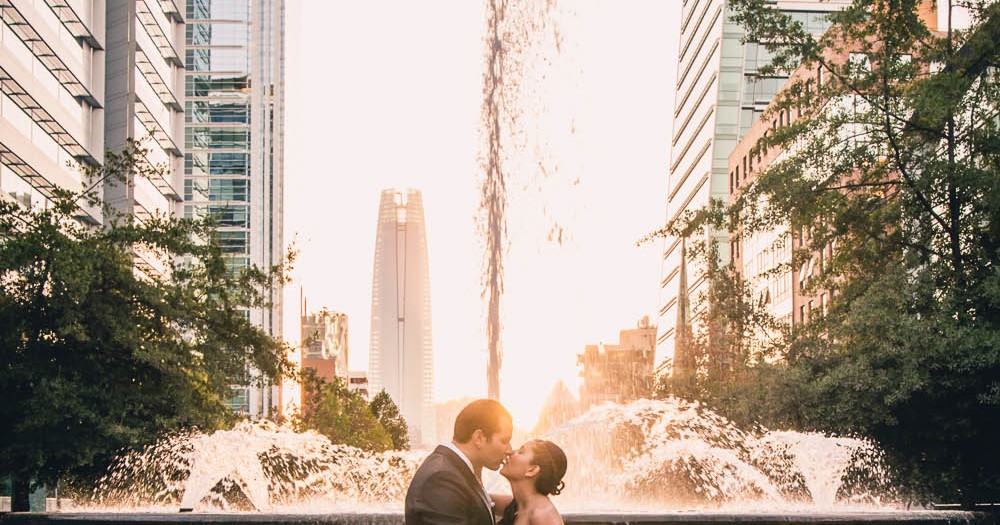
[472,428,486,447]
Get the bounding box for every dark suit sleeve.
[409,471,473,525]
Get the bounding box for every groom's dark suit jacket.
[404,445,494,525]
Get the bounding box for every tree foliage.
[652,0,1000,503]
[0,142,294,508]
[294,369,394,452]
[369,390,410,450]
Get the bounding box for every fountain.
[1,398,994,525]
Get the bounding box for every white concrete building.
[104,0,185,277]
[1,0,106,224]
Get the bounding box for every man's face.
[480,417,514,471]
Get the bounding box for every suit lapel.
[435,446,494,521]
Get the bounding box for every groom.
[405,399,514,525]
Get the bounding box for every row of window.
[185,74,249,97]
[183,204,249,227]
[786,11,833,35]
[184,178,249,202]
[214,229,249,254]
[186,100,250,123]
[743,76,789,106]
[186,152,250,175]
[185,127,250,150]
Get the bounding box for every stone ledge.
[0,511,995,525]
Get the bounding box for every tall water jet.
[478,0,562,400]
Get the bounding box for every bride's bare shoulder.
[527,500,563,525]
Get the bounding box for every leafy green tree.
[0,142,294,510]
[294,369,393,452]
[369,390,410,450]
[656,0,1000,503]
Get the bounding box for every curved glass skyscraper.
[369,189,435,447]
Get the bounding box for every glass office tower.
[184,0,285,418]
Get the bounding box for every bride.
[493,439,568,525]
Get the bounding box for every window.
[849,53,871,72]
[186,74,249,97]
[185,127,250,150]
[224,387,250,414]
[186,101,250,123]
[185,205,250,227]
[225,256,250,275]
[186,152,250,176]
[786,11,831,35]
[214,230,249,254]
[185,179,249,202]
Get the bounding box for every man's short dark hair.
[453,399,512,443]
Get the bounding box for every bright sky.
[283,1,681,429]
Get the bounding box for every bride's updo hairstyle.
[531,439,567,496]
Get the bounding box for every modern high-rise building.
[104,0,185,255]
[369,188,435,447]
[183,0,285,418]
[1,1,106,225]
[657,0,845,366]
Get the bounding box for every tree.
[369,390,410,450]
[295,369,393,452]
[0,141,294,510]
[644,205,781,421]
[714,0,1000,503]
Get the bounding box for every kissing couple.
[405,399,568,525]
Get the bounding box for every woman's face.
[500,440,538,480]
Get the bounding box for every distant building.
[300,309,349,384]
[434,397,475,444]
[533,381,581,436]
[578,317,657,409]
[369,189,435,446]
[348,371,369,400]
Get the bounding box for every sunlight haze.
[283,1,681,430]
